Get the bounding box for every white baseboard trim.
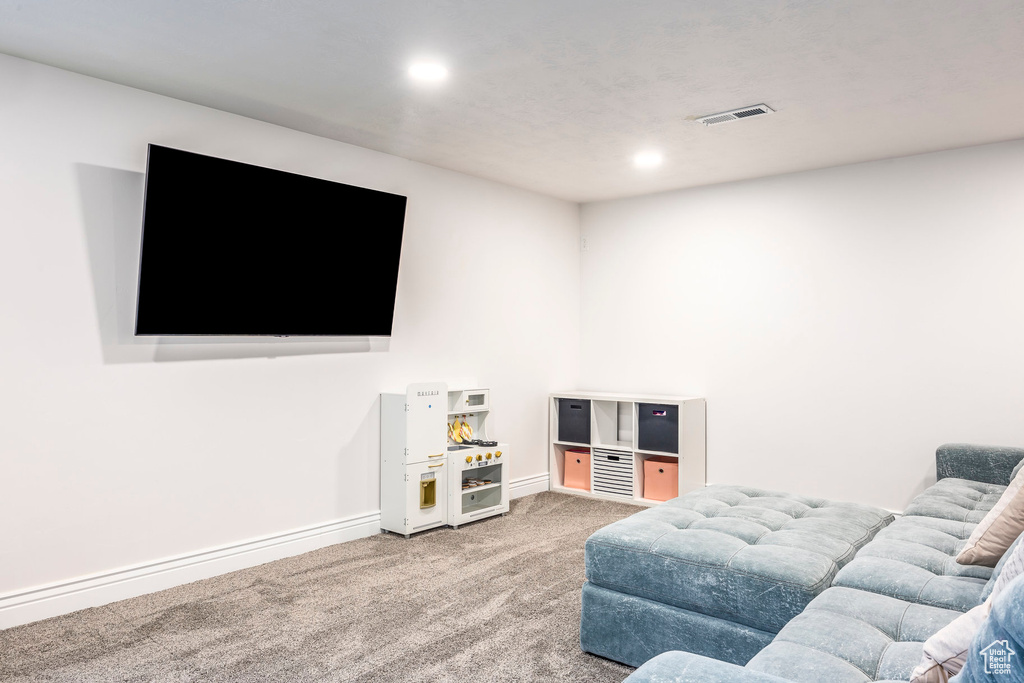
[510,472,550,498]
[3,473,554,630]
[0,510,381,630]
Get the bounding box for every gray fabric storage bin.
[557,398,591,444]
[637,403,678,453]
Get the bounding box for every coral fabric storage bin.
[564,449,591,492]
[643,456,678,501]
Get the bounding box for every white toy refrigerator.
[380,382,448,537]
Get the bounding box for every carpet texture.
[1,492,639,682]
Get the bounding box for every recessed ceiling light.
[408,61,448,83]
[633,151,663,169]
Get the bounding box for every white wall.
[580,140,1024,512]
[0,54,579,619]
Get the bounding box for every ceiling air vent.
[695,104,774,126]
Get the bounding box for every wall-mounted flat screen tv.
[135,144,407,336]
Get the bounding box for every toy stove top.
[448,440,498,451]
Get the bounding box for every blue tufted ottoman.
[581,485,894,667]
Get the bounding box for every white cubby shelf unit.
[548,391,706,506]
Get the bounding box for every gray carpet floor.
[0,492,639,682]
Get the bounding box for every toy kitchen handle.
[428,463,445,468]
[427,453,444,458]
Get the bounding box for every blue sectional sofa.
[580,443,1024,682]
[582,485,894,666]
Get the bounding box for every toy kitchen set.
[380,382,510,537]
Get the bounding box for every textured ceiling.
[1,1,1023,202]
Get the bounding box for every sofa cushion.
[745,587,962,683]
[952,574,1024,682]
[585,485,893,634]
[910,603,989,682]
[857,517,993,580]
[903,478,1005,524]
[833,516,991,612]
[911,533,1024,680]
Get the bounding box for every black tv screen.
[135,144,407,336]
